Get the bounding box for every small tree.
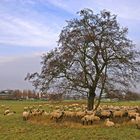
[26,9,140,110]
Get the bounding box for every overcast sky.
[0,0,140,91]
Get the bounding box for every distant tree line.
[0,89,139,101]
[0,89,66,101]
[0,89,40,100]
[106,90,140,101]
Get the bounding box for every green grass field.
[0,100,140,140]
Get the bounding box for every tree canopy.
[26,9,140,110]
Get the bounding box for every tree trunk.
[87,90,95,110]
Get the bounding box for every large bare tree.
[26,9,140,110]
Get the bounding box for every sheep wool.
[22,111,30,121]
[105,118,115,127]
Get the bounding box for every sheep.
[81,115,91,125]
[76,111,86,119]
[1,104,5,108]
[34,110,43,116]
[134,113,140,128]
[100,110,112,119]
[128,111,139,119]
[64,111,76,118]
[113,110,126,118]
[86,110,94,115]
[29,106,34,110]
[55,106,60,110]
[31,109,44,116]
[22,111,31,121]
[50,111,64,122]
[105,118,115,127]
[135,113,140,122]
[4,109,10,115]
[130,118,136,124]
[31,109,37,116]
[43,111,50,116]
[38,105,43,108]
[81,116,87,125]
[24,107,28,111]
[6,111,16,116]
[81,114,100,125]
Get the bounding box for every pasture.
[0,100,140,140]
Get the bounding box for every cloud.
[0,0,65,48]
[96,0,140,21]
[1,0,140,49]
[46,0,140,21]
[0,15,59,47]
[45,0,140,45]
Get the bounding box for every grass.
[0,100,140,140]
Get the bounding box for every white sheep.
[24,107,28,111]
[6,111,16,116]
[4,109,10,115]
[105,118,115,127]
[81,114,100,125]
[22,111,30,121]
[130,118,136,124]
[38,105,43,108]
[1,104,5,108]
[43,111,50,116]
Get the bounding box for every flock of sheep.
[1,105,16,116]
[1,103,140,128]
[22,103,140,128]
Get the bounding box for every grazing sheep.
[100,110,112,119]
[31,109,44,116]
[129,118,136,125]
[38,105,43,108]
[4,109,10,115]
[55,106,60,110]
[113,110,125,118]
[81,114,100,125]
[76,111,86,119]
[43,111,50,116]
[24,107,28,111]
[6,111,16,116]
[64,111,76,118]
[1,105,5,108]
[105,118,115,127]
[50,111,64,122]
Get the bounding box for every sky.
[0,0,140,91]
